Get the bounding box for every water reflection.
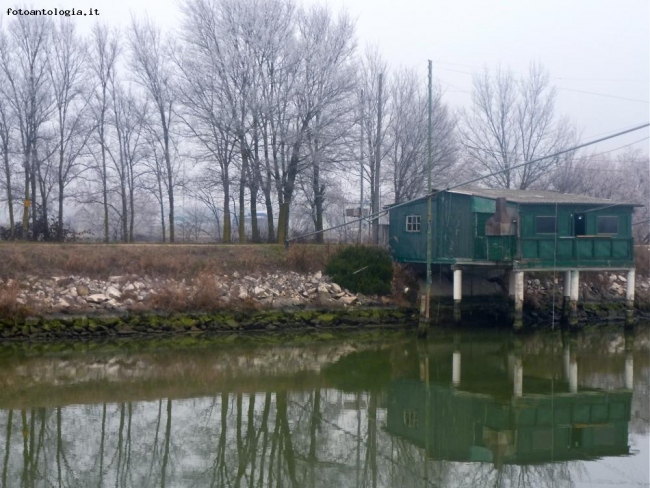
[0,328,648,488]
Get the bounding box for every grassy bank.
[0,242,343,279]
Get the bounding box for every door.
[574,213,586,236]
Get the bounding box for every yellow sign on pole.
[24,199,31,207]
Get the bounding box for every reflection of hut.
[386,379,632,466]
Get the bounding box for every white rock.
[253,286,266,297]
[106,286,122,299]
[86,294,109,303]
[123,284,135,292]
[232,271,240,279]
[619,275,627,282]
[340,296,358,305]
[238,288,249,299]
[109,276,123,283]
[58,298,70,308]
[317,284,329,294]
[331,283,342,294]
[313,271,322,280]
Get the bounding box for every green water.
[0,326,648,487]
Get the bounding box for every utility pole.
[419,60,433,337]
[372,73,383,246]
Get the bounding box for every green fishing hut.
[387,187,642,324]
[387,187,639,269]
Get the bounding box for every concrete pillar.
[626,268,636,325]
[569,270,580,325]
[452,350,461,387]
[513,271,524,329]
[513,356,523,397]
[563,341,571,381]
[569,354,578,394]
[562,270,572,319]
[625,352,634,390]
[453,269,462,323]
[625,331,634,390]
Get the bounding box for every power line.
[553,86,649,104]
[432,64,650,104]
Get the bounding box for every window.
[535,216,557,234]
[406,215,421,233]
[597,216,618,235]
[403,409,418,428]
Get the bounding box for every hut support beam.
[453,269,462,323]
[563,270,572,317]
[452,350,461,387]
[513,355,523,397]
[626,268,635,325]
[513,271,524,329]
[569,353,578,393]
[569,270,580,325]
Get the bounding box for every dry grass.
[0,281,31,320]
[0,242,343,280]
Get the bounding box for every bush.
[325,245,393,295]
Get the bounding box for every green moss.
[316,314,337,325]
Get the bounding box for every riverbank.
[0,243,649,340]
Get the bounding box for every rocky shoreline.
[1,268,649,342]
[4,270,373,314]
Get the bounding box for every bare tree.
[275,5,356,243]
[89,24,120,243]
[387,68,458,204]
[129,17,178,242]
[358,49,390,242]
[0,15,53,238]
[48,19,92,241]
[0,61,17,238]
[460,63,576,190]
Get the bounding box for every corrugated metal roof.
[444,187,643,206]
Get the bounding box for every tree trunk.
[222,174,231,243]
[312,136,324,244]
[250,184,259,242]
[372,73,383,245]
[238,135,248,243]
[264,188,275,243]
[162,121,175,243]
[22,147,30,237]
[157,172,166,242]
[276,121,308,244]
[3,148,14,239]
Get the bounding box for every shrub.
[325,245,393,295]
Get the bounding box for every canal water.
[0,326,648,488]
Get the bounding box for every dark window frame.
[535,216,557,234]
[597,215,619,235]
[403,409,418,428]
[405,214,421,233]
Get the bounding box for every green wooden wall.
[388,193,636,268]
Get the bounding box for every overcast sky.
[4,0,649,157]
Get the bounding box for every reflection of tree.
[2,410,11,488]
[0,328,646,488]
[161,399,172,488]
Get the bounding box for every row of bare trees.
[0,1,645,243]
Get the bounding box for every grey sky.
[5,0,649,155]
